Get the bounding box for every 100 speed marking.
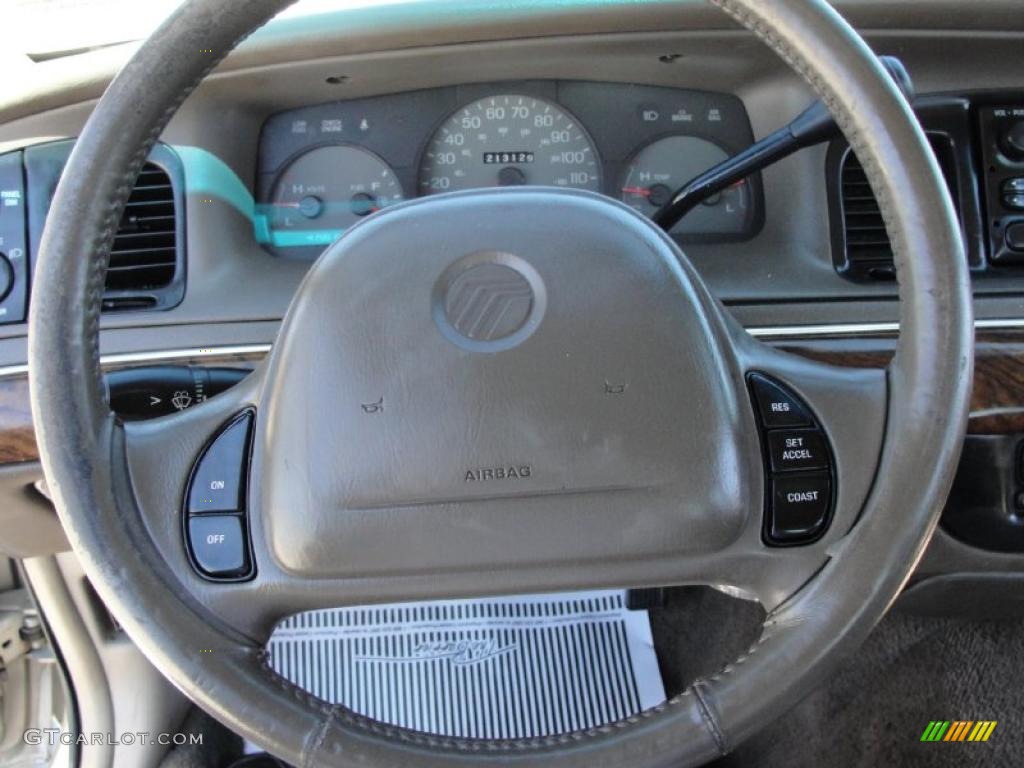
[419,95,601,195]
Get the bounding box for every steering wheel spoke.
[120,365,276,638]
[597,328,892,612]
[118,325,888,641]
[115,318,888,642]
[724,330,889,599]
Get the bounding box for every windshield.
[9,0,409,58]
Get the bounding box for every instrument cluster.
[256,81,763,258]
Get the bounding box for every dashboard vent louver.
[105,163,178,294]
[839,151,893,277]
[836,135,957,281]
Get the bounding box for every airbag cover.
[258,189,755,578]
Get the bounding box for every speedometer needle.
[621,186,650,197]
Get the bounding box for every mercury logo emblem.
[434,253,546,352]
[444,263,534,341]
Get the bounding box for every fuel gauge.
[265,145,403,249]
[620,135,753,237]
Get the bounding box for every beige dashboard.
[1,0,1024,593]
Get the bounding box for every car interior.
[0,0,1023,766]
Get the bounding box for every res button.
[748,374,812,428]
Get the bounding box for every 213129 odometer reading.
[419,95,601,195]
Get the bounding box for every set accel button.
[767,429,829,472]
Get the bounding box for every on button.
[187,412,252,514]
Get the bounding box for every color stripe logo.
[921,721,997,742]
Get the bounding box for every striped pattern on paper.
[267,590,665,739]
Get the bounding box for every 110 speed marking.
[419,95,601,195]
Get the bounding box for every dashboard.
[2,6,1024,763]
[0,0,1023,613]
[255,81,763,259]
[7,0,1024,755]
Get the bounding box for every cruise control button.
[767,429,829,472]
[188,515,247,576]
[1007,221,1024,252]
[769,473,831,543]
[748,374,812,428]
[187,413,252,514]
[1005,193,1024,211]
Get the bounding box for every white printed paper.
[267,590,666,739]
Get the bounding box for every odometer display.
[419,95,600,195]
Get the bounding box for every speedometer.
[419,95,601,195]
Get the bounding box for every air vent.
[105,163,178,294]
[838,152,892,277]
[23,141,185,313]
[834,134,959,281]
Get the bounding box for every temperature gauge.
[620,135,753,237]
[265,145,403,249]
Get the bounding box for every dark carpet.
[704,608,1024,767]
[164,589,1024,767]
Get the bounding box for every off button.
[188,515,247,577]
[767,429,829,472]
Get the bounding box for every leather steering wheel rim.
[28,0,972,766]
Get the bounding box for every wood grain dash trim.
[5,330,1024,466]
[0,351,267,465]
[777,330,1024,435]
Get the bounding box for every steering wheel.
[28,0,971,765]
